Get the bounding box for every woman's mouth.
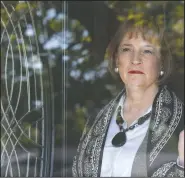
[128,70,144,74]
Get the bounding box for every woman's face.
[116,34,161,89]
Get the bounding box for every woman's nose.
[131,52,142,65]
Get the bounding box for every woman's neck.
[124,85,159,112]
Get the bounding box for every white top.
[100,95,152,177]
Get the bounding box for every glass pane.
[1,1,184,177]
[1,1,67,177]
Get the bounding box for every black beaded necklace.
[112,105,152,147]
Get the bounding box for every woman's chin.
[125,81,158,90]
[126,83,146,89]
[124,80,147,88]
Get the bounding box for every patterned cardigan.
[72,85,184,177]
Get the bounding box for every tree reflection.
[1,1,184,176]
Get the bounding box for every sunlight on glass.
[25,24,35,36]
[82,29,89,37]
[32,100,43,108]
[23,55,43,70]
[77,57,85,64]
[43,8,57,25]
[38,34,46,44]
[57,12,66,20]
[83,70,96,81]
[43,34,69,50]
[173,19,184,34]
[46,8,56,20]
[82,49,89,55]
[72,61,77,67]
[36,9,42,16]
[70,70,81,80]
[71,43,83,51]
[63,55,70,61]
[61,30,74,44]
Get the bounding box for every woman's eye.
[144,50,153,54]
[121,48,130,52]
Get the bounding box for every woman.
[72,20,184,177]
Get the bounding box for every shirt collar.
[116,93,152,126]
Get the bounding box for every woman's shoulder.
[164,85,184,105]
[161,85,184,130]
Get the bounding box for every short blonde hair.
[107,19,173,85]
